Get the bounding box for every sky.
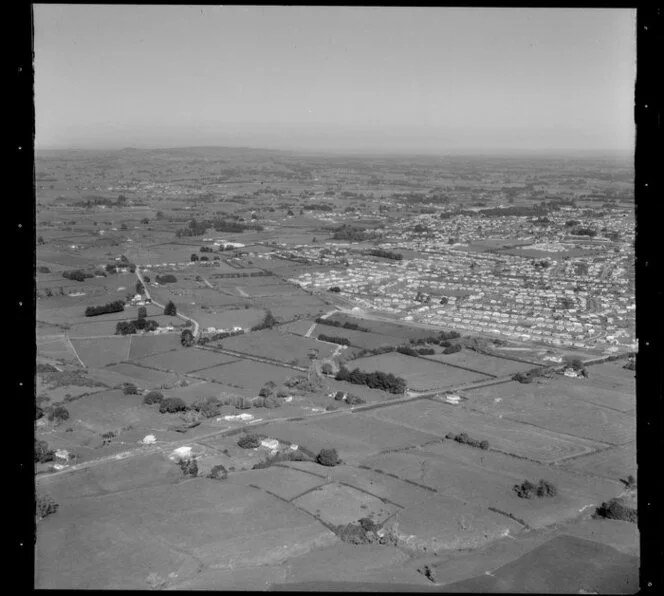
[34,5,636,154]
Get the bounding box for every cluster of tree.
[395,345,419,357]
[328,286,341,293]
[36,494,59,520]
[442,343,463,354]
[335,366,406,394]
[156,274,177,284]
[563,357,588,377]
[199,246,214,253]
[35,439,55,463]
[135,280,145,294]
[570,226,598,237]
[445,432,489,450]
[62,269,94,282]
[316,447,341,466]
[315,318,368,332]
[412,223,429,233]
[73,194,129,208]
[237,434,261,449]
[251,310,277,331]
[594,498,637,523]
[177,456,199,477]
[84,300,125,317]
[512,367,554,384]
[318,334,351,345]
[333,391,365,406]
[408,330,461,345]
[115,318,159,335]
[331,224,370,242]
[513,479,558,499]
[335,517,398,547]
[623,359,636,371]
[416,347,435,355]
[366,248,403,261]
[303,203,334,212]
[176,217,264,237]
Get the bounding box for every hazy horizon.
[34,6,636,154]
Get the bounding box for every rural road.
[135,267,200,337]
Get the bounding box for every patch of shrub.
[595,498,637,523]
[177,456,198,477]
[417,347,436,355]
[317,333,350,346]
[159,397,188,413]
[443,343,463,354]
[47,405,70,423]
[514,479,558,499]
[35,439,54,463]
[345,393,365,406]
[316,448,340,467]
[622,474,637,489]
[623,359,636,371]
[85,300,125,317]
[123,383,138,395]
[36,363,58,373]
[447,432,489,450]
[207,464,228,480]
[237,434,261,449]
[252,449,312,470]
[156,274,177,284]
[143,390,164,405]
[251,310,277,331]
[36,494,59,520]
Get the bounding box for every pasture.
[128,333,182,360]
[69,336,131,368]
[137,347,238,374]
[350,352,490,391]
[195,359,295,393]
[561,442,637,482]
[463,379,636,446]
[105,363,181,387]
[364,399,603,463]
[37,336,81,364]
[227,466,325,501]
[281,318,317,337]
[424,350,534,377]
[219,329,336,367]
[36,476,336,589]
[292,482,399,526]
[363,442,620,530]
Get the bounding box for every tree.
[137,306,147,319]
[237,434,260,449]
[159,397,187,413]
[321,362,334,375]
[35,439,54,463]
[164,301,177,316]
[191,253,199,262]
[135,281,145,295]
[316,448,340,467]
[143,391,164,405]
[180,329,195,347]
[48,405,70,423]
[144,319,159,332]
[36,494,59,520]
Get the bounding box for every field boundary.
[198,345,308,372]
[487,506,531,529]
[413,354,500,379]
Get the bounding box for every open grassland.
[258,415,438,463]
[363,442,620,530]
[219,329,336,366]
[195,359,295,393]
[326,313,455,341]
[365,399,603,463]
[105,363,181,387]
[37,336,81,364]
[439,534,638,594]
[258,295,329,322]
[350,352,490,391]
[281,318,317,336]
[36,472,337,589]
[560,441,637,482]
[313,325,400,350]
[424,350,535,377]
[293,482,400,526]
[463,380,635,446]
[55,389,161,432]
[128,333,182,360]
[227,466,326,501]
[69,336,131,368]
[137,347,238,374]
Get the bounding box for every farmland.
[34,146,637,591]
[349,352,491,391]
